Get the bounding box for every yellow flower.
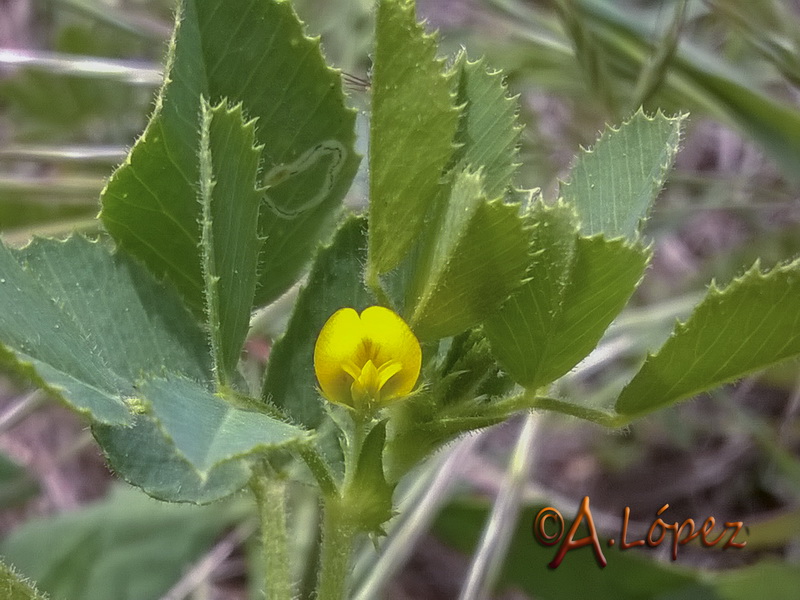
[314,306,422,411]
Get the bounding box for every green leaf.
[0,486,242,600]
[93,415,254,505]
[560,109,683,239]
[262,217,374,428]
[0,236,208,425]
[485,201,650,389]
[408,170,530,341]
[368,0,460,275]
[100,0,359,313]
[0,453,38,509]
[449,54,522,198]
[95,377,309,504]
[616,259,800,419]
[143,376,307,474]
[0,559,47,600]
[0,236,309,503]
[198,100,262,384]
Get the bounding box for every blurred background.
[1,0,799,598]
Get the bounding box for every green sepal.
[434,330,514,407]
[347,421,396,535]
[383,333,513,481]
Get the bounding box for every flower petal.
[314,307,363,405]
[359,306,421,399]
[314,305,422,408]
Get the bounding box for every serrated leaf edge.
[616,256,800,417]
[198,98,264,387]
[447,51,525,179]
[368,0,462,274]
[558,108,686,239]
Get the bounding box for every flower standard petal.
[359,306,421,400]
[314,307,364,406]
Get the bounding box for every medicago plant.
[1,0,799,598]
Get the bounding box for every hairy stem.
[490,390,627,427]
[316,498,358,600]
[250,462,294,600]
[316,415,371,599]
[299,444,338,498]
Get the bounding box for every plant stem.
[316,498,358,600]
[344,414,368,488]
[489,390,626,427]
[250,461,294,600]
[316,415,370,600]
[351,435,482,599]
[299,445,338,498]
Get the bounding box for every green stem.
[299,444,338,497]
[316,415,371,599]
[316,498,358,600]
[250,462,294,600]
[489,390,628,428]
